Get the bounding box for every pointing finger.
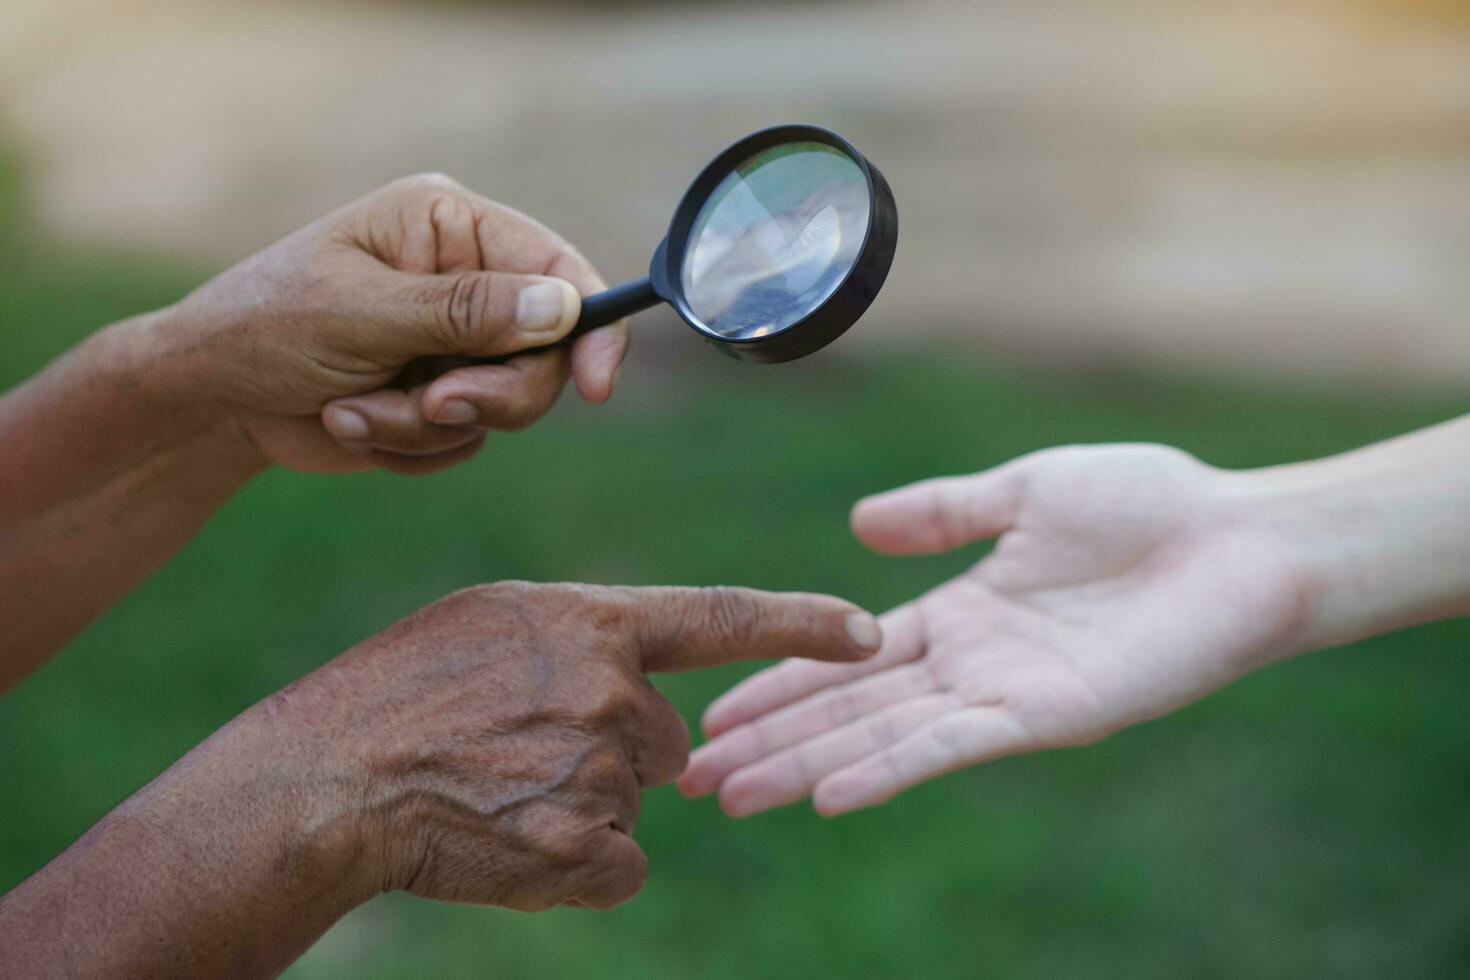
[616,586,883,674]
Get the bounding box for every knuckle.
[383,172,461,206]
[405,171,461,192]
[694,586,761,645]
[522,583,612,625]
[579,676,642,730]
[552,242,587,268]
[580,747,632,787]
[472,580,535,601]
[546,244,595,282]
[534,831,590,873]
[426,193,459,225]
[440,272,491,350]
[438,580,534,616]
[526,814,606,870]
[562,585,637,637]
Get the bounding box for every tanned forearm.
[0,310,266,688]
[0,174,635,688]
[0,706,371,979]
[0,175,653,976]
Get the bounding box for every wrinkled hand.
[251,582,880,910]
[681,445,1310,816]
[161,173,624,475]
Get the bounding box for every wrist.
[116,705,382,957]
[216,702,385,912]
[1226,440,1470,654]
[0,703,378,980]
[0,307,268,527]
[119,305,272,473]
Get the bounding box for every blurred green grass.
[2,150,1469,979]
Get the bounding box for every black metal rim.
[649,124,899,364]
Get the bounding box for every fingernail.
[845,612,882,651]
[516,280,574,334]
[326,406,369,441]
[434,398,476,425]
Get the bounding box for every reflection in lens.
[681,142,869,340]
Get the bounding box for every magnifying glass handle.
[568,277,661,339]
[471,277,661,366]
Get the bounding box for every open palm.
[680,444,1309,817]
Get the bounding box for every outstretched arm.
[0,174,626,689]
[0,584,880,979]
[682,414,1470,816]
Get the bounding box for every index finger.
[474,199,626,404]
[471,197,606,293]
[616,586,883,673]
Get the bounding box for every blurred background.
[2,0,1469,977]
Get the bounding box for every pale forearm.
[1239,413,1470,653]
[0,310,266,687]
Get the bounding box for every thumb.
[623,586,883,673]
[851,463,1024,555]
[371,268,582,359]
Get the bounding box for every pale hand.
[680,445,1311,816]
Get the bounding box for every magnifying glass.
[542,124,897,364]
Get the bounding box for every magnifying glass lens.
[681,142,871,340]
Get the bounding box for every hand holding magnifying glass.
[518,125,898,364]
